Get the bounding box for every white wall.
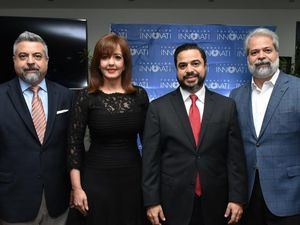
[1,9,300,61]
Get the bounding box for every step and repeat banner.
[111,24,275,99]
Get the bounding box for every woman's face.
[99,44,125,82]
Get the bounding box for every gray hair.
[13,31,49,58]
[244,28,279,55]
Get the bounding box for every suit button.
[256,143,260,147]
[37,175,41,179]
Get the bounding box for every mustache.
[254,60,271,67]
[183,72,200,80]
[23,66,39,71]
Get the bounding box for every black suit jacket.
[0,77,73,222]
[142,88,247,225]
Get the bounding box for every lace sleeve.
[136,86,149,141]
[67,89,89,170]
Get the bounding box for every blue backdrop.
[111,24,275,99]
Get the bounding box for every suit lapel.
[43,80,59,145]
[7,77,38,141]
[258,73,288,139]
[169,89,196,148]
[197,88,214,149]
[243,84,257,139]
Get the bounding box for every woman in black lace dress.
[67,33,149,225]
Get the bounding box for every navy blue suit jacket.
[0,77,73,222]
[230,72,300,216]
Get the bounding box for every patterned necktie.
[31,86,46,144]
[189,94,202,196]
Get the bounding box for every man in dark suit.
[0,31,72,225]
[230,28,300,225]
[142,43,248,225]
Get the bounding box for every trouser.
[0,192,68,225]
[241,171,300,225]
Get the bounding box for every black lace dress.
[67,86,149,225]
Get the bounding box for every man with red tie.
[142,43,247,225]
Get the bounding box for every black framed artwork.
[294,22,300,77]
[0,16,88,89]
[279,56,292,74]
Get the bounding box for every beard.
[177,71,206,93]
[20,68,42,85]
[248,57,279,79]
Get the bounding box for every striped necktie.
[31,86,46,144]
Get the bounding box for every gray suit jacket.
[230,72,300,216]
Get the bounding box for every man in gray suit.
[230,28,300,225]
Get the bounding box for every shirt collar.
[251,69,280,90]
[180,85,206,103]
[19,78,47,93]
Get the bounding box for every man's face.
[13,41,48,85]
[247,35,279,79]
[176,49,206,93]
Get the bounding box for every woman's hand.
[72,187,89,215]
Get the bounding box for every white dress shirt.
[180,85,205,122]
[251,69,279,137]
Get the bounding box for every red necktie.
[189,94,202,197]
[31,86,46,144]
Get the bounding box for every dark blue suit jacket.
[143,88,247,225]
[230,72,300,216]
[0,77,73,222]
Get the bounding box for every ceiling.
[1,0,299,9]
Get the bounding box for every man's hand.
[224,202,243,224]
[147,204,166,225]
